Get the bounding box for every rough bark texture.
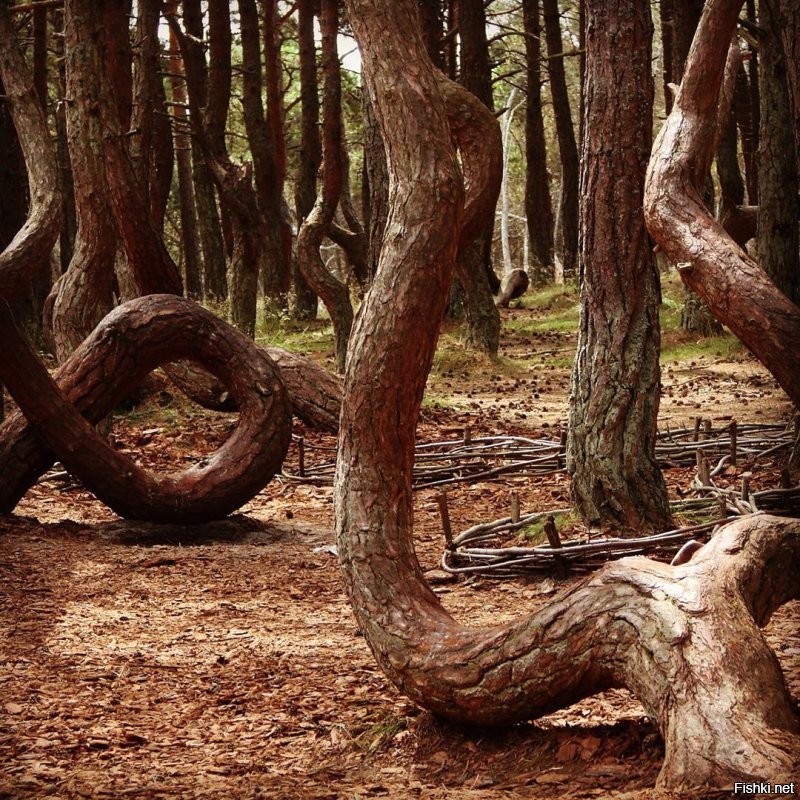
[291,0,320,320]
[757,0,800,304]
[240,0,291,310]
[0,3,61,303]
[338,0,800,790]
[542,0,578,278]
[567,0,670,535]
[0,295,291,523]
[51,0,117,360]
[523,0,554,284]
[181,0,227,301]
[645,0,800,408]
[166,0,203,299]
[297,0,353,373]
[361,85,388,285]
[456,0,501,353]
[781,0,800,156]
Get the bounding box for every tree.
[645,0,800,408]
[336,0,800,789]
[756,0,800,303]
[542,0,578,280]
[567,0,670,534]
[296,0,354,373]
[455,0,501,353]
[522,0,554,284]
[50,0,118,360]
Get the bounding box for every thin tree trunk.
[361,81,388,285]
[523,0,554,284]
[257,0,292,310]
[542,0,578,279]
[166,0,203,299]
[182,0,227,301]
[297,0,353,373]
[291,0,320,320]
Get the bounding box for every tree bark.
[0,295,291,523]
[291,0,320,320]
[166,0,203,299]
[297,0,353,373]
[338,0,800,790]
[456,0,501,352]
[757,0,800,304]
[51,0,117,360]
[523,0,554,284]
[0,3,62,304]
[361,84,388,286]
[645,0,800,408]
[181,0,227,301]
[542,0,578,279]
[568,0,670,535]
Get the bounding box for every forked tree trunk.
[644,0,800,408]
[568,0,671,535]
[337,0,800,790]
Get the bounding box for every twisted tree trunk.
[336,0,800,790]
[644,0,800,407]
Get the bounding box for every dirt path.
[1,304,798,799]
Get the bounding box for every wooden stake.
[297,436,305,477]
[780,469,791,489]
[703,418,712,439]
[693,416,702,442]
[741,472,751,502]
[543,515,566,577]
[437,493,454,550]
[696,450,710,485]
[463,426,472,446]
[510,493,520,524]
[729,419,737,467]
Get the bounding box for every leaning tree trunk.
[567,0,671,535]
[645,0,800,407]
[337,0,800,790]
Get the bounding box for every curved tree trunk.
[645,0,800,408]
[297,0,353,373]
[0,295,291,523]
[337,0,800,791]
[0,3,61,303]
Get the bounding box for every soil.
[1,303,798,800]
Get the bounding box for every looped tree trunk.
[337,0,800,790]
[0,295,292,524]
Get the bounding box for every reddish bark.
[0,295,291,523]
[523,0,554,283]
[337,0,800,790]
[297,0,353,373]
[0,3,61,303]
[645,0,800,407]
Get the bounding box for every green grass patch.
[517,509,581,545]
[660,332,741,364]
[353,713,408,753]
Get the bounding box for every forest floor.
[1,276,799,800]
